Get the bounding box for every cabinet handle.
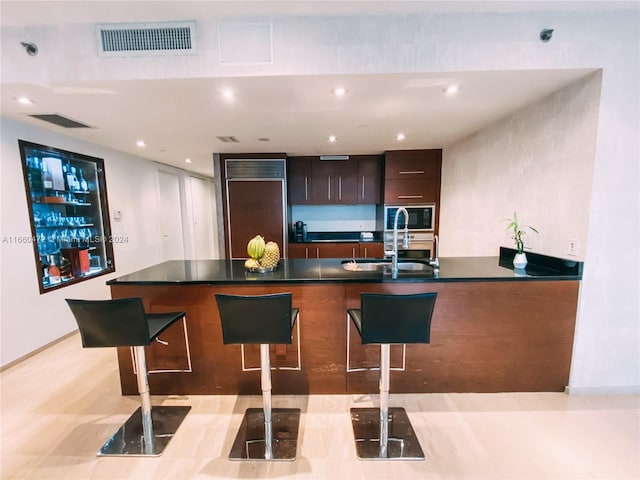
[316,248,320,259]
[399,170,424,175]
[304,176,308,201]
[364,247,368,258]
[352,247,356,258]
[398,195,424,199]
[305,248,309,259]
[362,175,365,199]
[339,176,342,200]
[328,177,331,200]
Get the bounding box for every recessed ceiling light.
[328,135,337,142]
[332,87,347,96]
[221,89,234,100]
[136,140,146,147]
[443,84,461,96]
[396,133,406,141]
[16,96,34,105]
[185,158,192,163]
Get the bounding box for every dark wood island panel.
[110,279,578,395]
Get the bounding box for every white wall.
[441,72,601,261]
[1,6,638,391]
[0,117,215,366]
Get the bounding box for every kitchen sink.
[341,259,433,273]
[396,262,432,271]
[342,260,389,271]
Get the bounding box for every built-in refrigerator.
[224,158,287,259]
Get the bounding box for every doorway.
[158,170,186,260]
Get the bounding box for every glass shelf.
[19,140,116,294]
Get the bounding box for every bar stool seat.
[347,292,437,461]
[215,292,301,461]
[65,297,191,456]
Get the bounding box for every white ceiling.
[0,1,609,177]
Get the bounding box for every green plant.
[505,212,538,254]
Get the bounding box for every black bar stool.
[65,297,191,456]
[215,292,301,461]
[347,292,437,460]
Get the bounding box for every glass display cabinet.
[18,140,116,293]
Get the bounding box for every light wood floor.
[1,333,638,480]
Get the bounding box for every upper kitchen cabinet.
[384,149,442,204]
[311,156,358,204]
[287,156,313,204]
[356,155,383,204]
[287,155,381,205]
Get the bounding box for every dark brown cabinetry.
[384,149,442,204]
[287,155,382,205]
[356,155,383,204]
[289,242,384,259]
[289,242,359,259]
[286,156,312,205]
[359,242,385,258]
[220,153,287,259]
[311,158,358,204]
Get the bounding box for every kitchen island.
[107,253,582,395]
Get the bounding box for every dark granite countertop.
[107,254,582,286]
[290,231,383,243]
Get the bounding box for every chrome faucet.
[384,207,409,278]
[430,234,440,271]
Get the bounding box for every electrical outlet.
[568,238,578,256]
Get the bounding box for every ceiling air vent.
[28,114,93,129]
[96,21,196,57]
[216,136,240,143]
[225,159,286,179]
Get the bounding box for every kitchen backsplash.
[291,205,378,232]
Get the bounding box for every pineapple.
[259,241,280,268]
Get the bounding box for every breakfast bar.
[107,252,582,396]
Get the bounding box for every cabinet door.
[318,242,358,258]
[287,157,312,204]
[384,149,442,204]
[384,149,441,179]
[384,178,439,203]
[359,242,385,259]
[333,160,358,204]
[311,159,333,204]
[288,243,311,258]
[227,180,284,259]
[357,155,382,204]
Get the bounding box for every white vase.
[513,252,528,269]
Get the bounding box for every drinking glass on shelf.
[37,233,47,255]
[47,231,60,253]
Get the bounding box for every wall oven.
[384,204,435,231]
[383,231,434,259]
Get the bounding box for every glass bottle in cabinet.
[18,140,116,293]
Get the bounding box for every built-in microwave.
[384,204,435,231]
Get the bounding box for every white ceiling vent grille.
[96,21,196,57]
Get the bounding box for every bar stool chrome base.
[98,405,191,457]
[350,407,425,460]
[229,407,301,461]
